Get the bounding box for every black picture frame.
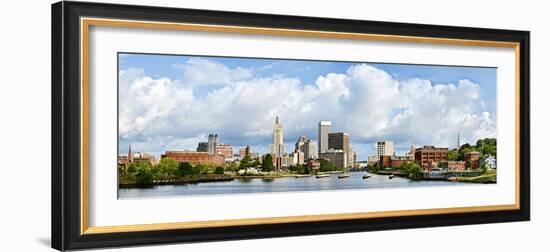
[52,1,530,251]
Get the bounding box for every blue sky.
[118,53,497,160]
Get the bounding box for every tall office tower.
[303,139,317,159]
[318,121,332,154]
[207,134,219,155]
[328,132,350,167]
[269,116,285,157]
[376,141,395,157]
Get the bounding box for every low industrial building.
[161,151,224,166]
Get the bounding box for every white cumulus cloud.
[119,59,496,159]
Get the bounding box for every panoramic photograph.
[117,53,497,198]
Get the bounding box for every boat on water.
[316,174,330,178]
[362,175,371,179]
[389,174,394,179]
[295,174,311,178]
[338,174,350,179]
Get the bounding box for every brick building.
[414,146,449,170]
[306,158,320,172]
[214,144,233,159]
[379,155,413,168]
[439,160,466,171]
[464,151,482,169]
[161,151,224,166]
[239,145,251,158]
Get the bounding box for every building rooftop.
[319,121,332,126]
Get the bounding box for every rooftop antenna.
[457,131,461,149]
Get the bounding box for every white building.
[290,150,304,166]
[483,155,497,170]
[318,120,332,154]
[377,141,395,157]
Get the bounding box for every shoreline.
[119,170,496,188]
[119,175,234,188]
[373,170,496,184]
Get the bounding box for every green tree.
[214,166,225,174]
[134,161,154,186]
[261,154,275,172]
[447,149,460,161]
[252,160,261,168]
[406,163,423,179]
[458,143,476,160]
[127,162,138,174]
[397,162,422,179]
[227,161,239,171]
[239,156,252,169]
[367,164,379,173]
[178,162,193,176]
[193,164,205,174]
[289,164,308,174]
[319,159,339,172]
[476,138,497,158]
[155,158,178,178]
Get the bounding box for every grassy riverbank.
[448,171,496,183]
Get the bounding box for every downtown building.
[377,141,395,157]
[269,116,285,157]
[161,150,224,166]
[328,132,350,168]
[214,143,233,159]
[268,116,287,170]
[295,136,318,161]
[318,121,332,154]
[118,145,157,167]
[207,134,219,155]
[196,142,208,152]
[319,149,347,169]
[414,146,449,170]
[379,155,413,169]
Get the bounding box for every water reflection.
[119,172,466,198]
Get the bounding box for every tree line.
[447,138,497,161]
[119,158,225,186]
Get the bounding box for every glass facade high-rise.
[328,132,350,167]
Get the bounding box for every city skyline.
[118,53,497,160]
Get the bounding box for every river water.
[119,172,467,198]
